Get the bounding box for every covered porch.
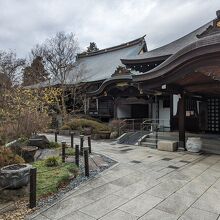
[135,22,220,153]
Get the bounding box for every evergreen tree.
[23,56,49,86]
[86,42,99,52]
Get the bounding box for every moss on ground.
[33,159,78,198]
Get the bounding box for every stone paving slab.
[118,192,163,217]
[156,193,196,216]
[99,209,138,220]
[79,194,128,219]
[192,183,220,214]
[179,207,219,220]
[146,179,187,199]
[41,194,94,219]
[56,211,95,220]
[139,208,178,220]
[28,134,220,220]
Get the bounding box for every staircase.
[117,131,149,145]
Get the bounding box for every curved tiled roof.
[134,32,220,82]
[76,36,146,82]
[122,21,212,63]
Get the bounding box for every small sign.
[162,84,166,90]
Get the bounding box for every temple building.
[81,10,220,153]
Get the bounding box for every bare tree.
[0,51,25,114]
[31,32,86,121]
[0,50,25,88]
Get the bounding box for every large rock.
[158,140,178,152]
[28,135,50,149]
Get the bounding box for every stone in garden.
[110,131,118,139]
[28,135,50,149]
[0,164,32,189]
[158,140,178,152]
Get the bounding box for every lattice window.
[207,98,220,132]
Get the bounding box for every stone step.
[141,142,157,148]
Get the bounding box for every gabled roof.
[76,36,146,82]
[121,21,212,64]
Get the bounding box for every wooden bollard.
[88,136,91,154]
[80,135,84,156]
[29,168,37,208]
[70,132,74,148]
[75,144,80,167]
[84,147,89,177]
[55,130,58,142]
[61,141,66,163]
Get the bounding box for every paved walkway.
[29,134,220,220]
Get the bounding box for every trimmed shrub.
[65,118,110,134]
[45,156,59,167]
[60,124,71,130]
[0,146,25,168]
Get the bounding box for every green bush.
[45,156,59,167]
[48,141,61,149]
[65,118,110,133]
[0,146,25,168]
[66,148,75,156]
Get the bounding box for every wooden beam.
[178,94,186,150]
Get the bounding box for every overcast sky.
[0,0,219,58]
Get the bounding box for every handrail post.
[84,147,89,177]
[55,130,58,142]
[29,168,37,209]
[75,144,79,167]
[80,135,84,156]
[70,132,74,148]
[61,141,66,163]
[88,136,91,154]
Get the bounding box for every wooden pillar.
[170,94,173,131]
[179,94,186,150]
[113,100,117,119]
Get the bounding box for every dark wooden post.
[84,147,89,177]
[179,94,186,150]
[88,136,91,154]
[55,131,58,142]
[70,132,74,148]
[29,168,37,209]
[80,135,84,156]
[61,141,66,163]
[75,144,79,167]
[170,94,173,131]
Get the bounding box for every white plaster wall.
[117,105,131,119]
[173,94,179,116]
[159,100,170,128]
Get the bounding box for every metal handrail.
[119,118,148,135]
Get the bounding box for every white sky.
[0,0,219,58]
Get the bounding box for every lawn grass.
[32,159,78,198]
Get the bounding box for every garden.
[0,87,119,220]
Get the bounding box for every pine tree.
[86,42,99,53]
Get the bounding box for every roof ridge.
[77,35,146,58]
